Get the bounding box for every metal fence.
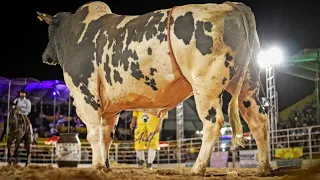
[0,125,319,165]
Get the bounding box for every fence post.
[5,80,11,163]
[308,127,312,162]
[114,143,119,162]
[249,133,252,149]
[51,143,54,164]
[167,146,170,164]
[157,149,160,167]
[287,129,290,148]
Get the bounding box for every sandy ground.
[0,163,319,180]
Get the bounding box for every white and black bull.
[37,1,271,176]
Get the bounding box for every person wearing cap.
[13,89,35,143]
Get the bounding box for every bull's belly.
[104,76,193,113]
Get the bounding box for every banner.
[209,151,229,168]
[239,150,259,168]
[275,147,303,167]
[275,147,303,159]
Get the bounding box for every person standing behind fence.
[130,111,167,170]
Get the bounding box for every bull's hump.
[77,1,112,43]
[78,1,112,14]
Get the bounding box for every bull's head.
[37,12,60,66]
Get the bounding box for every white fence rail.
[0,126,319,165]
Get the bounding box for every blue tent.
[0,77,71,106]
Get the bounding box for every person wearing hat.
[12,89,35,143]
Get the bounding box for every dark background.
[1,0,319,110]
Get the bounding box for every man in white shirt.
[13,89,35,143]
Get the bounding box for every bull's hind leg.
[191,86,225,176]
[101,114,119,171]
[238,83,272,176]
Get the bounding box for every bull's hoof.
[94,164,112,173]
[190,167,206,176]
[256,166,272,177]
[256,171,271,177]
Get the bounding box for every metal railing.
[0,126,319,165]
[270,125,320,160]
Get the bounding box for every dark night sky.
[2,0,320,82]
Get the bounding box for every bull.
[37,1,271,176]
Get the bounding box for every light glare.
[258,47,284,67]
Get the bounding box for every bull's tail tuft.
[228,81,245,147]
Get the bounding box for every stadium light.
[258,46,284,68]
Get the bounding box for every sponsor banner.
[276,159,302,167]
[239,150,259,168]
[209,151,229,168]
[275,147,303,159]
[275,147,303,167]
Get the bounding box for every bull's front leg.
[101,114,119,171]
[86,120,106,170]
[75,105,105,170]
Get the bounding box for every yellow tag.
[37,16,43,21]
[43,14,46,17]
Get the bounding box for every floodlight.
[258,46,284,67]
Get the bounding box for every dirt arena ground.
[0,164,319,180]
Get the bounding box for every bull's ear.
[37,12,57,25]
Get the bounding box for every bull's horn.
[36,11,56,25]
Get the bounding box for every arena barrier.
[0,125,319,168]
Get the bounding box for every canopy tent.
[0,77,71,106]
[274,48,320,124]
[276,48,320,81]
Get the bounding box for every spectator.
[56,115,66,127]
[277,100,318,130]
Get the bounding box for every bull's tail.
[225,2,256,147]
